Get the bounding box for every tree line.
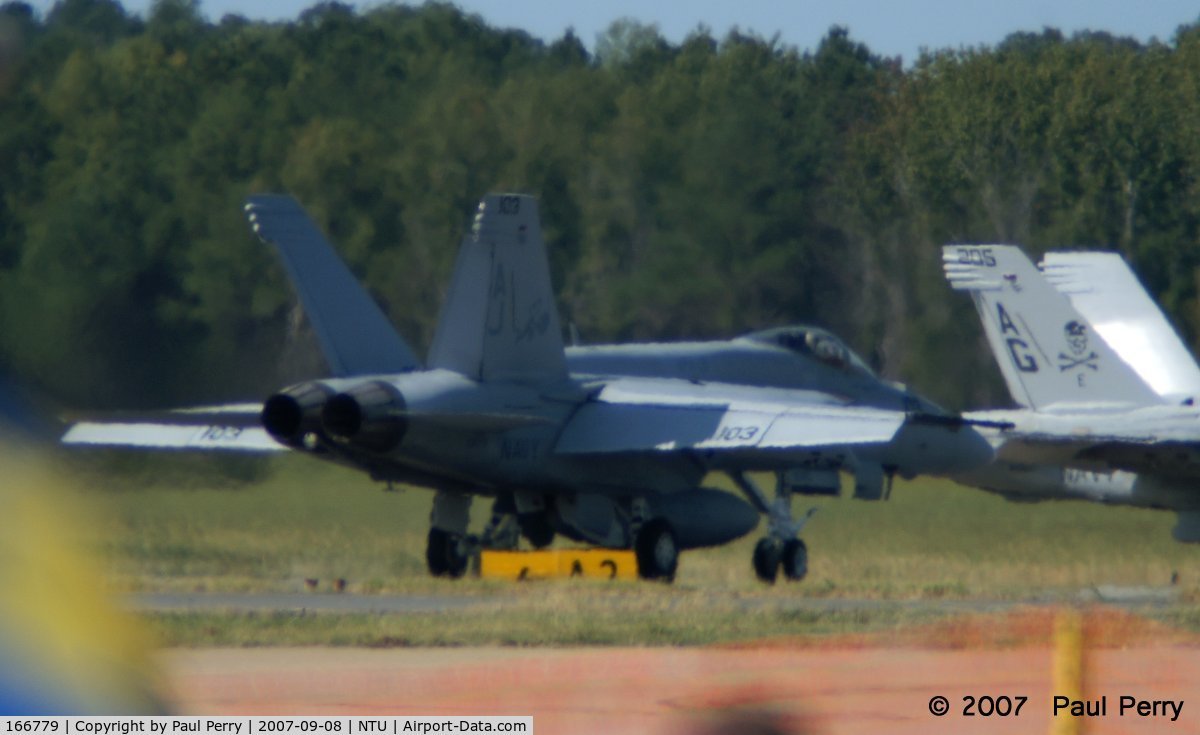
[2,0,1198,413]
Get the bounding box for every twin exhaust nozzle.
[260,381,406,452]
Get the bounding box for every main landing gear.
[425,491,565,577]
[425,490,681,582]
[732,472,816,584]
[634,518,678,582]
[426,527,470,578]
[426,491,473,578]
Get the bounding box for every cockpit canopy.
[744,326,876,377]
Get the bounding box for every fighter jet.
[944,244,1200,542]
[61,194,994,583]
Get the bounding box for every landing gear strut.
[518,512,556,549]
[514,491,555,548]
[479,494,521,551]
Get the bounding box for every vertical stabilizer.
[1042,251,1200,400]
[428,194,567,383]
[244,195,421,377]
[942,245,1161,410]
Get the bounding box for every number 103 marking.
[715,425,760,442]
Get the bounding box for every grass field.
[53,451,1200,646]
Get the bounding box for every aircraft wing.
[60,403,286,452]
[555,378,906,454]
[969,407,1200,478]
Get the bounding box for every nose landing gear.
[752,536,808,583]
[732,471,817,584]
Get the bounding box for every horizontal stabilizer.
[61,403,286,452]
[63,424,283,452]
[245,195,421,377]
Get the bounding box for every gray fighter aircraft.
[62,194,994,583]
[944,244,1200,542]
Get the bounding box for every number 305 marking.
[957,247,997,267]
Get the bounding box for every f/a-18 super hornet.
[61,194,994,583]
[944,244,1200,542]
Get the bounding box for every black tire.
[426,527,449,576]
[781,538,808,581]
[635,519,678,582]
[518,512,555,549]
[444,535,469,578]
[426,527,468,578]
[753,537,782,584]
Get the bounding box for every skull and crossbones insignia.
[1058,320,1098,371]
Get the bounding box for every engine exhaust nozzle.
[321,380,407,452]
[261,382,334,446]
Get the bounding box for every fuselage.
[262,326,993,500]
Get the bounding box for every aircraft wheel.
[426,528,448,576]
[426,528,469,578]
[518,512,555,549]
[752,537,781,584]
[635,519,678,582]
[781,538,808,581]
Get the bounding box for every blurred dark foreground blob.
[684,708,813,735]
